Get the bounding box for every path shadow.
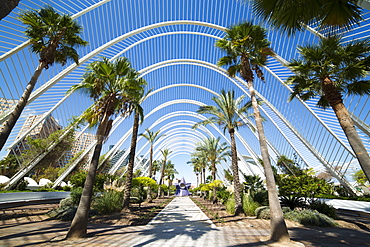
[131,211,219,246]
[288,226,370,247]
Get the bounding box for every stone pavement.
[0,197,273,247]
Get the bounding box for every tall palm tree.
[158,148,172,197]
[66,57,144,239]
[152,160,161,178]
[0,6,88,150]
[216,22,290,242]
[140,128,165,202]
[287,35,370,181]
[196,137,230,202]
[164,160,178,196]
[249,0,364,34]
[188,156,203,186]
[188,150,208,185]
[122,79,147,210]
[193,90,251,216]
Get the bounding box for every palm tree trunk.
[0,62,44,150]
[123,111,140,210]
[167,177,171,196]
[158,159,166,197]
[203,168,206,185]
[323,79,370,181]
[212,162,217,203]
[146,145,153,202]
[66,111,110,239]
[248,80,290,242]
[229,129,243,215]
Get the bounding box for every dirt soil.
[2,197,370,246]
[192,197,370,247]
[0,198,172,226]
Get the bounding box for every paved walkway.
[0,197,272,247]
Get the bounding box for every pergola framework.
[0,0,369,192]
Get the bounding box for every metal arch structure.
[108,107,263,179]
[4,57,347,178]
[4,51,358,192]
[135,109,266,178]
[0,0,369,192]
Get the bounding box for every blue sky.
[0,0,369,185]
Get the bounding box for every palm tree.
[122,79,147,210]
[66,57,144,239]
[158,148,172,197]
[242,174,265,195]
[196,137,230,202]
[249,0,364,34]
[0,6,88,150]
[0,0,20,20]
[193,90,251,216]
[188,156,203,187]
[216,22,290,242]
[188,151,208,185]
[224,168,234,184]
[152,160,161,178]
[287,35,370,181]
[140,128,165,202]
[164,160,178,196]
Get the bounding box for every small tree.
[353,170,369,186]
[278,172,333,200]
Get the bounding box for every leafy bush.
[284,210,338,227]
[70,187,83,205]
[217,188,231,204]
[278,173,333,199]
[69,171,115,191]
[60,197,74,208]
[69,171,87,188]
[131,177,157,201]
[252,190,268,205]
[255,206,291,219]
[0,183,6,191]
[255,206,270,219]
[308,199,336,219]
[62,185,72,191]
[15,178,28,191]
[225,195,235,214]
[242,193,260,216]
[93,190,124,214]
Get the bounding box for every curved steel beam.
[0,0,113,62]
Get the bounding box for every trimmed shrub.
[242,193,260,216]
[255,206,291,219]
[93,190,124,214]
[284,209,338,227]
[59,197,74,208]
[255,206,270,219]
